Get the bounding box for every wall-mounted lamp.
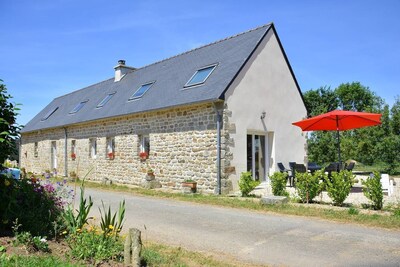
[260,111,266,120]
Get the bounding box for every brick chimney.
[114,60,136,82]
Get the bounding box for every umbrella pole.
[336,117,341,169]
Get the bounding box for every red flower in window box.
[71,153,76,160]
[139,151,148,160]
[108,152,114,159]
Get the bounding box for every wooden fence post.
[124,228,142,266]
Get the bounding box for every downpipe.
[64,127,68,177]
[213,102,223,195]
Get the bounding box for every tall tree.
[391,96,400,135]
[0,80,21,167]
[303,86,338,117]
[335,82,381,112]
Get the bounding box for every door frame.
[51,141,57,170]
[247,131,270,182]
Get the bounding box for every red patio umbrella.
[292,110,382,164]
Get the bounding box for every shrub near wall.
[270,172,288,196]
[238,172,260,197]
[362,171,383,210]
[325,171,355,206]
[295,172,320,204]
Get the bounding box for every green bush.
[0,175,68,236]
[295,172,320,203]
[238,172,260,197]
[67,229,123,263]
[362,171,383,210]
[99,200,125,238]
[270,172,288,196]
[63,184,93,234]
[326,171,355,206]
[13,230,49,253]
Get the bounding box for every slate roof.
[22,23,279,133]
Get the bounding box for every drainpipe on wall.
[213,102,223,195]
[64,127,68,177]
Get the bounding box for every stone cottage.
[20,23,307,194]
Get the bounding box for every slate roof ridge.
[136,22,273,72]
[51,23,272,101]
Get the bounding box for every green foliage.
[348,207,359,215]
[391,96,400,135]
[295,172,320,203]
[13,231,49,252]
[377,135,400,174]
[325,171,355,206]
[63,185,93,234]
[238,172,260,197]
[303,82,400,167]
[0,80,21,165]
[270,172,288,196]
[99,200,125,238]
[362,171,383,210]
[303,86,338,116]
[335,82,379,111]
[0,175,67,236]
[0,255,80,267]
[67,229,123,262]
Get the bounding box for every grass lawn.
[0,239,258,267]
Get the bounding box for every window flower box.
[71,153,76,160]
[108,152,114,160]
[139,151,148,160]
[182,180,197,193]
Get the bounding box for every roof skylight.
[69,100,88,114]
[185,64,217,87]
[41,107,59,121]
[97,92,116,108]
[129,82,154,100]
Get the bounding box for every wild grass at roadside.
[75,180,400,230]
[0,255,82,267]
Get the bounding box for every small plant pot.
[146,174,155,181]
[182,182,197,193]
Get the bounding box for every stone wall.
[21,103,224,194]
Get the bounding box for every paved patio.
[252,175,400,206]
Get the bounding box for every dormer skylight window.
[97,92,116,108]
[70,100,88,114]
[129,82,154,100]
[185,64,217,87]
[41,107,59,121]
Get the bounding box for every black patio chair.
[288,162,296,187]
[292,163,307,187]
[324,162,339,180]
[345,162,355,172]
[277,162,292,186]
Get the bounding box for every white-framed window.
[89,138,97,159]
[139,135,150,155]
[129,82,155,100]
[71,140,76,160]
[184,64,217,87]
[34,142,38,157]
[106,137,115,159]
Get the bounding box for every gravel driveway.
[85,188,400,266]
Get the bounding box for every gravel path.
[85,188,400,267]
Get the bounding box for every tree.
[0,79,21,167]
[304,82,387,165]
[335,82,381,112]
[391,96,400,135]
[303,86,338,117]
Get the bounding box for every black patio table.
[307,163,322,173]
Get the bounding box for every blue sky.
[1,0,399,125]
